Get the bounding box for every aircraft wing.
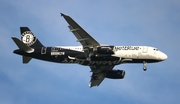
[61,13,100,48]
[89,65,114,87]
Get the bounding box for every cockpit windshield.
[153,48,159,51]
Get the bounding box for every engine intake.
[105,70,125,79]
[93,46,115,54]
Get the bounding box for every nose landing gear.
[143,61,147,71]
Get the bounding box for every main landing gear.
[143,61,147,71]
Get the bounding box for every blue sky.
[0,0,180,104]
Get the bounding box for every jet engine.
[105,70,125,79]
[93,46,115,54]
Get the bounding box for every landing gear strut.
[143,61,147,71]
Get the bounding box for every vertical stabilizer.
[20,27,44,48]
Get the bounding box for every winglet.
[60,13,66,17]
[60,13,64,16]
[60,13,70,17]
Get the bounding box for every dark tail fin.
[20,27,44,48]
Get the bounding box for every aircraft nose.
[160,52,168,60]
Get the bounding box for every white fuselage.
[58,46,167,61]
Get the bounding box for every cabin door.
[41,47,47,54]
[142,46,148,53]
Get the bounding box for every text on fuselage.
[115,46,139,51]
[51,52,65,55]
[61,59,120,65]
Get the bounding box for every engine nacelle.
[93,46,115,54]
[105,70,125,79]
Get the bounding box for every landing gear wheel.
[143,61,147,71]
[143,67,147,71]
[86,57,91,61]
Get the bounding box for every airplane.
[11,13,168,87]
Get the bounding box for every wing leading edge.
[60,13,100,48]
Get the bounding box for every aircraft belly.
[58,58,121,66]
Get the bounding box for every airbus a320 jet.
[11,13,167,87]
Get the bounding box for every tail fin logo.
[21,31,37,46]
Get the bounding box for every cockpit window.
[153,48,159,51]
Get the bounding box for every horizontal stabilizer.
[23,56,32,63]
[11,37,34,53]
